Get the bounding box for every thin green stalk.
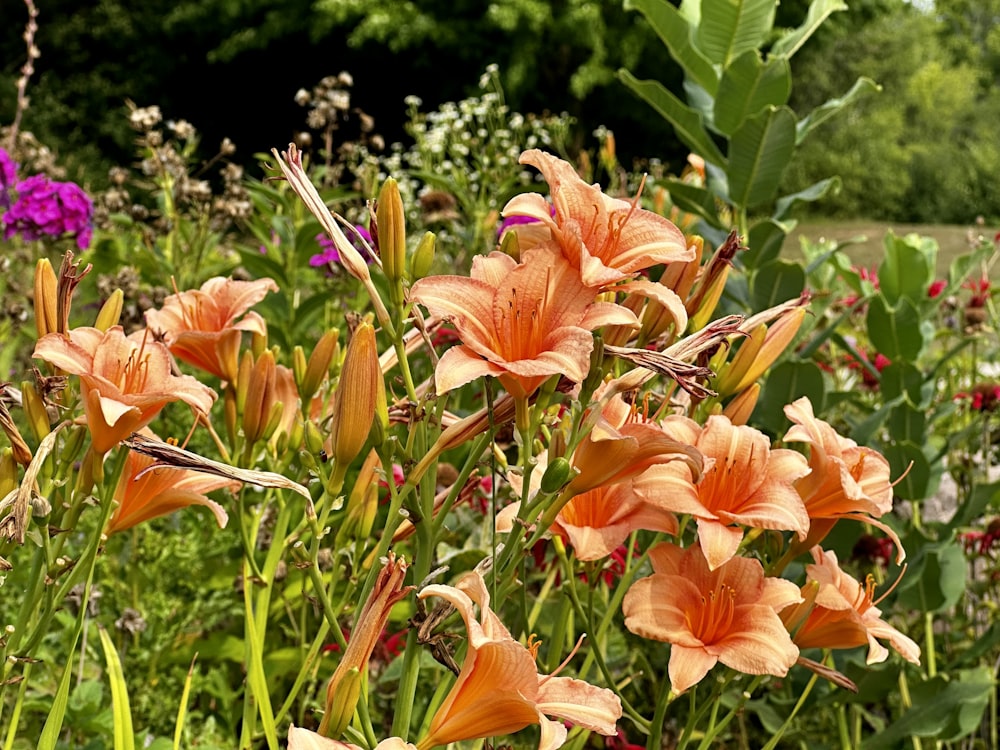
[836,704,851,750]
[924,612,937,678]
[694,675,766,750]
[760,671,819,750]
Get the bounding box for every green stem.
[760,671,819,750]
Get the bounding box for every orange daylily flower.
[783,397,903,560]
[781,547,920,665]
[417,570,622,750]
[623,542,801,694]
[409,248,637,399]
[109,440,237,533]
[634,414,810,570]
[502,150,693,288]
[288,728,415,750]
[33,326,216,455]
[145,276,279,383]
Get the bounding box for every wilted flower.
[2,174,94,249]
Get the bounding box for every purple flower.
[3,173,94,249]
[0,148,17,210]
[497,201,555,237]
[309,225,374,269]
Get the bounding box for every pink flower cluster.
[0,149,93,249]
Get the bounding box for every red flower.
[927,279,946,298]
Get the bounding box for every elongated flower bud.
[410,231,436,280]
[729,307,806,394]
[243,350,278,447]
[301,329,339,405]
[376,178,406,292]
[34,259,58,339]
[714,323,767,398]
[94,289,124,331]
[722,383,760,426]
[329,320,381,471]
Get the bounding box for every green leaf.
[744,218,788,268]
[896,536,966,612]
[618,70,728,166]
[774,176,841,220]
[99,626,136,750]
[697,0,776,67]
[887,403,926,444]
[878,233,933,305]
[624,0,718,94]
[880,362,927,406]
[37,658,76,750]
[770,0,847,58]
[946,479,1000,533]
[862,669,992,748]
[727,106,797,209]
[750,260,805,311]
[660,179,725,228]
[755,360,825,433]
[884,440,931,500]
[796,76,880,144]
[866,296,926,362]
[714,51,791,135]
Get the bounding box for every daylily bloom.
[409,248,637,399]
[634,414,810,570]
[501,150,692,288]
[288,727,415,750]
[622,542,801,694]
[145,276,278,383]
[417,570,622,750]
[783,397,902,560]
[109,440,237,533]
[780,547,920,665]
[33,326,216,455]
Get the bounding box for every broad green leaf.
[714,51,791,135]
[880,362,926,406]
[618,70,728,165]
[862,669,992,748]
[744,218,788,268]
[947,479,1000,533]
[796,76,880,144]
[624,0,718,94]
[887,403,926,444]
[750,259,805,311]
[660,179,725,228]
[850,395,904,446]
[755,360,825,433]
[884,440,931,500]
[696,0,776,67]
[866,296,926,362]
[727,106,797,209]
[774,176,841,220]
[99,626,136,750]
[879,233,933,304]
[895,537,966,612]
[770,0,847,58]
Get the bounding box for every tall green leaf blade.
[727,106,797,209]
[624,0,718,95]
[618,70,728,166]
[714,51,791,135]
[796,77,880,144]
[99,626,136,750]
[774,176,841,220]
[770,0,847,58]
[697,0,776,67]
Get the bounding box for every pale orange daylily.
[288,727,415,750]
[634,414,810,570]
[417,570,622,750]
[109,441,237,533]
[145,276,278,383]
[623,542,801,694]
[409,248,637,399]
[781,547,920,665]
[783,397,903,560]
[33,326,216,455]
[567,385,703,496]
[502,150,693,288]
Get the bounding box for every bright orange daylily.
[783,397,903,560]
[33,326,216,455]
[416,570,622,750]
[145,276,279,383]
[781,547,920,665]
[109,440,237,533]
[634,414,810,570]
[409,248,637,399]
[623,542,801,694]
[502,150,693,288]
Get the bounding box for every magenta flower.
[0,148,17,210]
[3,173,94,249]
[309,225,373,269]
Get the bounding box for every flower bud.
[242,351,277,447]
[714,324,767,398]
[20,381,51,442]
[224,386,238,447]
[729,307,806,394]
[722,383,760,426]
[0,448,17,499]
[34,259,58,339]
[292,345,308,390]
[329,320,381,470]
[305,421,326,455]
[376,178,406,299]
[409,231,436,280]
[0,400,32,467]
[499,227,520,262]
[235,350,254,417]
[94,289,124,331]
[540,456,575,494]
[301,329,339,405]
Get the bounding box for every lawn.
[784,219,983,271]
